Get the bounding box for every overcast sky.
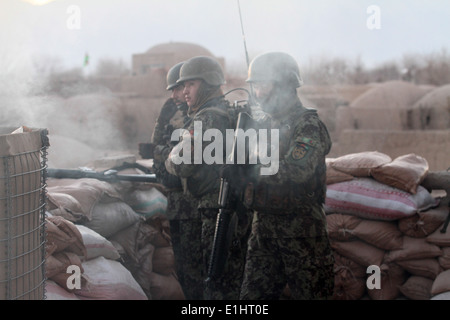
[1,0,450,74]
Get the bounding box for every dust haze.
[1,0,449,169]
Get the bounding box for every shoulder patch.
[291,143,309,160]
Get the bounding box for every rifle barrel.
[46,168,157,183]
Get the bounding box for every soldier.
[165,56,250,300]
[150,62,203,300]
[239,52,335,300]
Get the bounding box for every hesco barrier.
[0,127,49,300]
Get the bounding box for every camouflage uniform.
[152,98,203,300]
[239,52,334,300]
[166,97,251,300]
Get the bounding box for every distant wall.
[332,129,450,171]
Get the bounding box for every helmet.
[166,62,184,90]
[177,56,225,86]
[246,52,303,88]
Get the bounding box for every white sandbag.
[45,280,80,300]
[127,188,167,219]
[74,256,147,300]
[83,201,142,238]
[75,224,120,261]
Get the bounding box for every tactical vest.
[243,107,330,213]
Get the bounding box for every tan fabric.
[332,253,367,300]
[352,220,403,250]
[398,203,448,238]
[384,236,442,263]
[326,214,361,241]
[399,276,433,300]
[47,178,123,221]
[431,269,450,296]
[330,151,392,177]
[46,216,86,258]
[326,158,354,185]
[426,223,450,247]
[438,247,450,270]
[330,240,385,267]
[371,153,429,194]
[367,263,406,300]
[396,258,442,280]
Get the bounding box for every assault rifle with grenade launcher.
[205,0,263,288]
[205,96,256,287]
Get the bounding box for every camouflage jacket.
[249,97,332,238]
[152,98,188,191]
[165,97,233,208]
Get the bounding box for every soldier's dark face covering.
[254,81,297,116]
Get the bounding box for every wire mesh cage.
[0,127,48,300]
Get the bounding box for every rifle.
[205,100,255,286]
[46,167,157,183]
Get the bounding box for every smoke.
[0,35,130,169]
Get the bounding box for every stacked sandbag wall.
[325,151,449,300]
[44,164,182,300]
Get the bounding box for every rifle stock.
[206,178,234,285]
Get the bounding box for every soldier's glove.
[139,143,155,159]
[157,98,178,125]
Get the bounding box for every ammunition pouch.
[243,181,322,213]
[152,156,182,190]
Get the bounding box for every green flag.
[83,53,89,67]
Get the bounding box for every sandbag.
[149,272,185,300]
[75,224,121,261]
[74,256,148,300]
[152,246,176,276]
[325,178,440,221]
[47,192,87,223]
[371,153,429,194]
[326,214,361,241]
[330,151,392,177]
[332,253,367,300]
[45,280,80,300]
[133,243,156,299]
[384,236,442,263]
[367,263,406,300]
[438,247,450,270]
[83,201,142,238]
[398,202,448,238]
[351,220,403,250]
[330,240,385,267]
[431,291,450,300]
[127,187,168,219]
[398,276,433,300]
[426,227,450,247]
[431,269,450,296]
[46,216,86,258]
[49,251,85,291]
[47,178,123,221]
[395,258,442,280]
[326,158,354,185]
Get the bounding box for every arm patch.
[287,137,317,163]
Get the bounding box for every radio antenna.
[237,0,254,102]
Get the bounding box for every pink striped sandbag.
[324,178,440,221]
